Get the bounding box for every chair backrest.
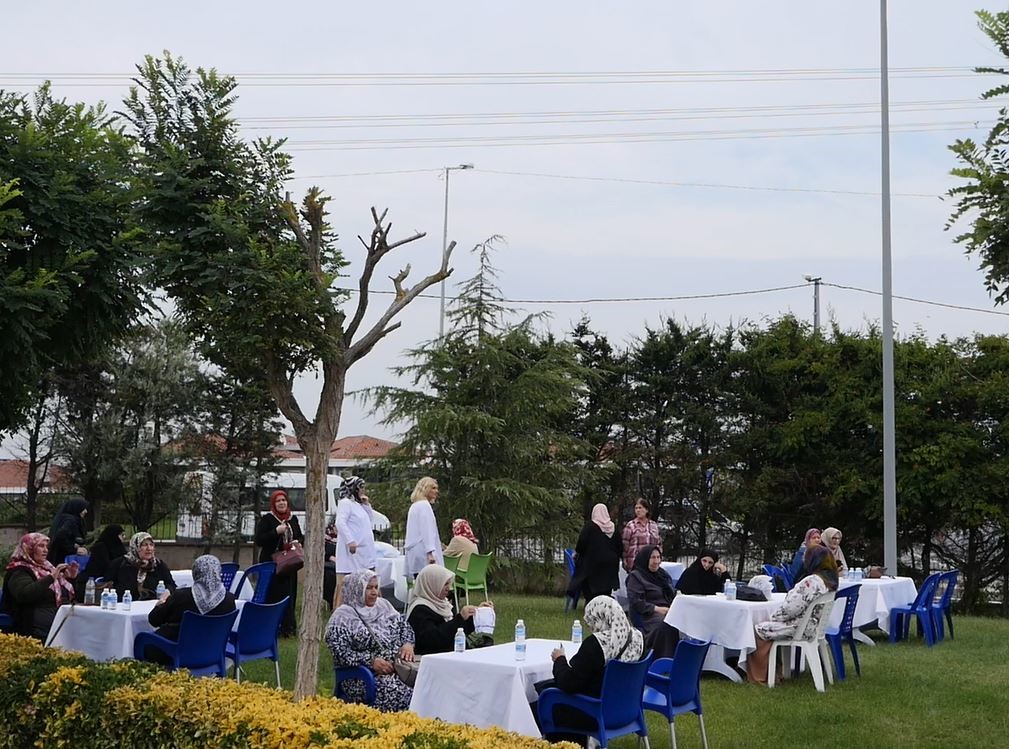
[459,553,492,583]
[763,564,789,592]
[175,609,240,672]
[64,554,90,568]
[662,639,709,707]
[334,665,376,704]
[220,563,240,591]
[935,570,959,608]
[442,555,461,574]
[834,584,861,635]
[911,572,943,609]
[564,549,576,578]
[232,597,288,655]
[235,562,276,603]
[599,651,654,728]
[790,589,836,642]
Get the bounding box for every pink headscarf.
[803,528,822,546]
[451,518,478,543]
[5,532,75,605]
[591,503,615,537]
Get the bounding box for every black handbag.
[734,584,769,602]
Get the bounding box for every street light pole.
[439,163,474,337]
[803,275,822,334]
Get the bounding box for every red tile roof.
[330,435,397,460]
[0,460,71,491]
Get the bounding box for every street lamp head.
[803,275,821,283]
[458,163,474,170]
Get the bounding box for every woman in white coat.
[404,477,443,577]
[334,476,377,606]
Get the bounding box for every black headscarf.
[49,499,88,536]
[93,524,126,559]
[631,544,675,601]
[675,549,725,596]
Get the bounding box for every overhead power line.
[822,282,1009,316]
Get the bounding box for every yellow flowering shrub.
[0,634,576,749]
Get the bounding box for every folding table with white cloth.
[665,592,785,683]
[45,599,246,661]
[409,638,579,738]
[831,576,918,644]
[375,554,408,604]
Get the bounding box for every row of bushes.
[0,634,573,749]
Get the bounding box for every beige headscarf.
[821,527,847,571]
[590,503,615,537]
[406,564,456,621]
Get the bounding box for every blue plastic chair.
[642,639,711,749]
[133,609,240,677]
[825,584,861,680]
[931,570,959,641]
[225,597,288,686]
[333,665,377,705]
[0,589,14,632]
[563,548,580,611]
[220,563,240,592]
[889,572,942,646]
[233,562,276,604]
[763,564,791,592]
[538,651,654,749]
[64,554,90,569]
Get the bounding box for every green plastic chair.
[453,552,492,607]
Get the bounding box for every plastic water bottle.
[99,588,108,610]
[855,568,863,581]
[724,579,737,601]
[571,619,583,645]
[514,618,526,661]
[84,578,96,606]
[454,627,466,653]
[156,580,166,598]
[122,589,132,611]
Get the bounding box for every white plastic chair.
[767,590,836,692]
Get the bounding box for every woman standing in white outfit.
[404,477,443,577]
[334,476,376,606]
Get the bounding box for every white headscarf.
[406,565,455,621]
[191,555,227,615]
[584,595,644,662]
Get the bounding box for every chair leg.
[848,638,861,677]
[698,714,709,749]
[639,735,650,749]
[819,641,834,685]
[669,721,677,749]
[275,659,282,688]
[235,664,242,683]
[808,647,826,692]
[945,609,954,639]
[828,636,846,681]
[767,643,779,688]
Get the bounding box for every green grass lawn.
[236,594,1009,749]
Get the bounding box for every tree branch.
[345,240,456,366]
[265,353,310,436]
[344,207,425,345]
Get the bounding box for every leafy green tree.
[0,86,145,432]
[122,54,450,697]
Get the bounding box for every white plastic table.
[375,554,408,603]
[45,599,245,661]
[831,576,918,644]
[665,592,785,682]
[410,638,579,737]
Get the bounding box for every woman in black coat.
[405,565,478,655]
[105,532,176,601]
[568,503,622,604]
[675,549,730,596]
[76,524,126,597]
[625,544,679,658]
[2,533,77,641]
[254,490,303,636]
[47,499,89,564]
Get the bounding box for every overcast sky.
[6,1,1009,442]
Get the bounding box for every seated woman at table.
[143,554,237,665]
[746,544,839,684]
[2,533,77,641]
[787,527,821,582]
[406,565,482,655]
[568,503,622,605]
[106,532,176,602]
[675,549,730,596]
[540,595,645,746]
[76,523,126,597]
[326,569,416,712]
[625,545,679,658]
[821,527,848,575]
[442,518,479,572]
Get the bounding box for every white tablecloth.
[171,569,251,600]
[45,599,246,661]
[375,555,408,603]
[410,638,579,737]
[831,576,918,635]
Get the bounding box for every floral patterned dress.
[755,575,833,640]
[325,602,416,712]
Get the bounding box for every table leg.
[701,643,742,683]
[853,629,875,647]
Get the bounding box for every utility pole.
[804,275,822,334]
[439,163,474,337]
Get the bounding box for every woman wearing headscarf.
[541,595,645,745]
[325,569,416,712]
[143,555,237,665]
[443,518,479,572]
[625,545,679,658]
[324,519,339,610]
[406,564,479,655]
[2,533,77,640]
[106,532,176,601]
[404,477,443,577]
[47,499,89,564]
[255,489,304,636]
[746,544,839,684]
[76,524,126,598]
[821,527,848,575]
[620,498,661,572]
[567,504,622,606]
[334,476,377,607]
[675,549,730,596]
[788,528,822,582]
